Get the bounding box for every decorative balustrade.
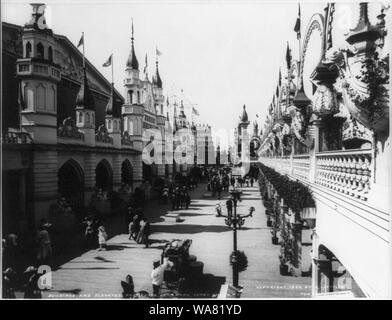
[260,148,373,202]
[2,131,33,144]
[315,149,372,201]
[292,155,310,181]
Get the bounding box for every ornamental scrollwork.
[95,124,113,144]
[57,117,84,140]
[323,3,389,133]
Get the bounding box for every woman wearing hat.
[36,220,52,263]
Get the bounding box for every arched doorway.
[58,159,84,211]
[121,159,133,187]
[95,159,113,191]
[143,162,153,183]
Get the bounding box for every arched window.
[86,113,90,123]
[114,120,118,130]
[48,46,53,62]
[25,42,32,58]
[36,83,46,110]
[36,43,44,59]
[108,120,112,129]
[78,112,83,123]
[128,90,133,104]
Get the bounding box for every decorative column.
[84,153,96,206]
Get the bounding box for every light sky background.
[3,0,326,134]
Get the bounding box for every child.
[98,226,108,251]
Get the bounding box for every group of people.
[126,207,151,248]
[169,185,191,210]
[2,217,55,299]
[82,215,109,250]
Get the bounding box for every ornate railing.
[2,131,33,144]
[315,149,372,201]
[260,148,373,201]
[292,155,310,181]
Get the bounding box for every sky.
[2,0,325,136]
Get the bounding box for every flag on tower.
[294,4,301,40]
[144,54,148,74]
[192,106,199,116]
[286,42,292,69]
[102,54,112,67]
[77,33,84,48]
[156,47,162,56]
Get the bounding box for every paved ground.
[42,184,311,299]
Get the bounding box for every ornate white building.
[256,2,391,298]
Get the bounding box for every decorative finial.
[131,18,134,42]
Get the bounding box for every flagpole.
[82,32,85,69]
[111,53,114,85]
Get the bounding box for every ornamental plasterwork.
[299,14,324,89]
[312,84,339,117]
[57,117,84,140]
[95,124,113,144]
[323,3,389,133]
[342,117,373,143]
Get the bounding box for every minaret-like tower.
[76,67,96,146]
[17,4,61,144]
[238,105,250,162]
[153,57,166,177]
[16,4,61,224]
[122,20,144,151]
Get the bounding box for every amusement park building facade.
[247,2,391,298]
[1,4,214,236]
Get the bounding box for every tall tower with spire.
[237,104,250,163]
[122,20,144,152]
[153,58,166,177]
[76,66,96,146]
[17,3,61,144]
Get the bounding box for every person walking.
[151,258,173,297]
[137,217,151,248]
[84,216,96,249]
[97,226,108,251]
[36,220,52,264]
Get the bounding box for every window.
[36,84,46,110]
[25,42,32,58]
[48,46,53,62]
[36,43,44,59]
[137,91,140,104]
[108,120,112,129]
[24,83,34,109]
[128,90,133,104]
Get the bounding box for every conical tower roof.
[126,21,139,70]
[76,68,95,110]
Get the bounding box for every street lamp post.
[219,188,255,288]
